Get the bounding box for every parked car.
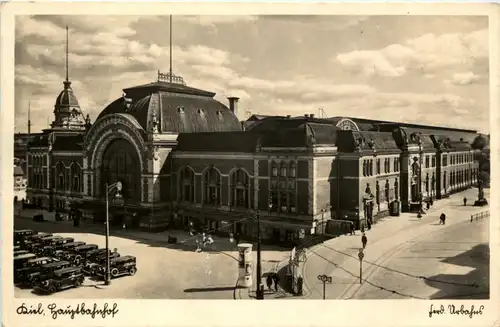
[27,233,52,241]
[37,245,58,257]
[16,257,55,285]
[67,244,99,265]
[28,260,72,287]
[14,229,36,245]
[83,252,120,276]
[53,237,75,249]
[14,249,29,257]
[96,255,137,278]
[35,267,85,294]
[14,253,37,281]
[40,235,63,246]
[61,241,86,255]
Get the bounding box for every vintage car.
[35,267,85,294]
[27,233,53,241]
[96,255,137,278]
[82,252,120,276]
[14,253,37,280]
[14,249,29,257]
[16,256,55,285]
[14,229,36,245]
[40,235,63,246]
[53,237,75,249]
[36,245,59,257]
[61,241,86,255]
[67,244,99,265]
[28,260,72,286]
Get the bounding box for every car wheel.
[129,267,137,276]
[111,268,119,277]
[48,285,57,294]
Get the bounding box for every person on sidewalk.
[463,197,467,206]
[266,274,273,291]
[361,233,367,249]
[350,223,355,236]
[272,272,280,292]
[439,213,446,225]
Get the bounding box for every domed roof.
[97,79,242,133]
[54,81,80,112]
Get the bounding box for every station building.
[25,71,481,245]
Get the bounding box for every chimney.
[310,114,315,118]
[228,97,239,115]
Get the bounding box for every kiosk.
[237,243,253,288]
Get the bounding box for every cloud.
[335,29,488,77]
[176,15,259,27]
[449,71,482,85]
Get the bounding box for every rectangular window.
[431,155,436,167]
[272,167,278,177]
[425,156,429,168]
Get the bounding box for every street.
[14,216,289,299]
[302,188,490,300]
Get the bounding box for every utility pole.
[358,248,364,284]
[317,274,332,300]
[254,210,263,299]
[104,181,122,286]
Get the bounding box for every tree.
[472,135,488,150]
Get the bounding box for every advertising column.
[237,243,253,288]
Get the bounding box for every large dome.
[54,81,80,112]
[97,80,242,133]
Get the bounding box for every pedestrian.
[463,197,467,206]
[361,233,367,249]
[266,274,273,291]
[439,213,446,225]
[272,272,280,292]
[350,223,355,236]
[367,220,372,231]
[426,201,431,210]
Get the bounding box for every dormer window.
[177,106,185,113]
[216,110,223,119]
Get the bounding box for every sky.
[15,15,489,134]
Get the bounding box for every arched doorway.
[100,138,141,227]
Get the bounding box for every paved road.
[302,188,489,300]
[353,216,489,299]
[14,218,289,299]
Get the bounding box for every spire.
[65,25,69,83]
[169,15,173,83]
[28,100,31,135]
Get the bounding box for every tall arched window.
[230,169,250,208]
[425,173,429,194]
[70,162,82,193]
[375,181,380,207]
[179,167,195,202]
[204,167,221,205]
[55,162,66,190]
[394,178,399,200]
[384,180,390,202]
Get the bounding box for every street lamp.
[105,181,122,286]
[254,209,263,300]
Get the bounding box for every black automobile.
[35,267,85,294]
[16,257,55,285]
[37,245,57,257]
[96,255,137,278]
[83,252,120,276]
[67,244,99,265]
[14,253,37,280]
[14,249,29,257]
[40,235,63,246]
[53,237,75,249]
[61,241,86,255]
[27,232,53,242]
[14,229,36,246]
[29,260,72,287]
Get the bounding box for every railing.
[471,210,489,222]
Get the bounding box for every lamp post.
[105,181,122,286]
[317,274,332,300]
[254,209,263,300]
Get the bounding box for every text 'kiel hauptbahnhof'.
[17,71,482,246]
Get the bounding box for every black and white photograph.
[2,3,499,327]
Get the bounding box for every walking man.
[463,197,467,206]
[361,233,367,249]
[350,223,355,236]
[266,274,273,291]
[272,272,280,292]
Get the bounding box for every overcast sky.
[15,15,489,133]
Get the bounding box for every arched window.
[55,162,66,190]
[179,167,195,202]
[204,167,221,205]
[375,181,380,206]
[362,161,367,177]
[230,169,250,208]
[394,178,399,200]
[384,180,390,202]
[369,160,373,176]
[70,163,82,193]
[376,159,381,175]
[425,173,429,193]
[289,162,296,178]
[271,162,278,177]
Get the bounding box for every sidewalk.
[301,188,489,299]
